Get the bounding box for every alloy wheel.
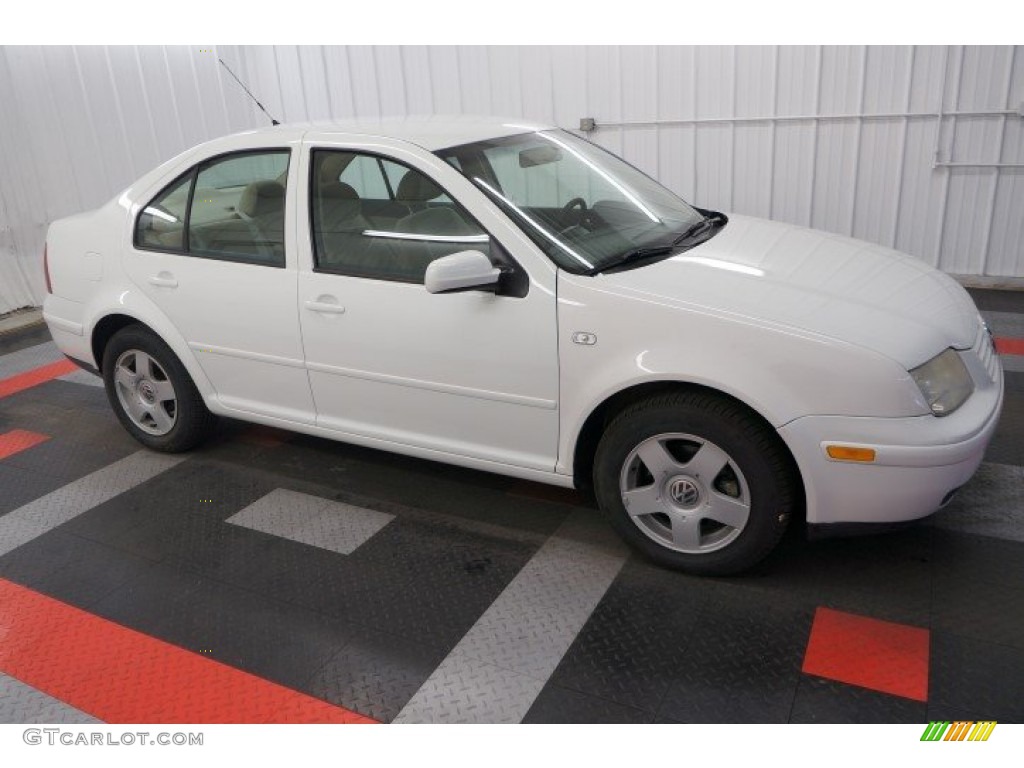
[618,432,751,554]
[112,349,178,436]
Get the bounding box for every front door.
[297,144,559,471]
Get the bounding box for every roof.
[122,115,559,205]
[259,115,555,151]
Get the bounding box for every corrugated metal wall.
[1,45,1022,314]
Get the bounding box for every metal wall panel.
[989,49,1024,278]
[942,46,1012,275]
[1,45,1023,314]
[772,46,819,227]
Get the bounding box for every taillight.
[43,243,52,294]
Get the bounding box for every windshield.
[437,130,706,274]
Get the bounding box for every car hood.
[593,214,979,369]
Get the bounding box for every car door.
[125,145,315,424]
[296,137,560,472]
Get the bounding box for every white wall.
[2,45,1023,315]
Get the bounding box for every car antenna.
[218,57,280,126]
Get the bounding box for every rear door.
[124,144,315,424]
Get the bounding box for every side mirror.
[425,250,501,294]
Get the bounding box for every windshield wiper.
[587,244,675,275]
[670,216,714,246]
[589,212,726,275]
[590,218,711,275]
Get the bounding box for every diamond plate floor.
[1,319,1023,724]
[227,488,394,556]
[0,673,101,724]
[394,510,628,723]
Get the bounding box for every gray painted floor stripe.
[0,339,102,387]
[0,673,102,724]
[1002,354,1024,373]
[932,462,1024,543]
[0,341,64,378]
[394,510,628,723]
[980,309,1024,371]
[57,368,104,387]
[982,309,1024,339]
[226,488,394,556]
[0,451,187,557]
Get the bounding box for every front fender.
[555,273,926,476]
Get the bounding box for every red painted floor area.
[995,337,1024,356]
[0,578,376,724]
[0,429,50,460]
[0,359,77,399]
[802,606,930,702]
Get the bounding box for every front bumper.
[778,345,1004,527]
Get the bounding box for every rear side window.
[134,150,290,267]
[188,153,289,265]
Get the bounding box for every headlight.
[910,348,974,417]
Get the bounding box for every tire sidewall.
[594,399,791,575]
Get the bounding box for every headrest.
[317,181,362,227]
[318,153,355,186]
[237,181,285,219]
[319,181,358,200]
[396,170,444,203]
[397,207,477,237]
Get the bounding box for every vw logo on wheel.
[669,477,701,509]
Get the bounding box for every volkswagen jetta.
[42,117,1004,574]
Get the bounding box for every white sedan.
[42,117,1004,574]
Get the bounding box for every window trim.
[132,147,292,269]
[307,147,529,297]
[376,156,397,201]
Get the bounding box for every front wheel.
[593,391,798,575]
[102,325,216,452]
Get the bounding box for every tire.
[593,391,797,575]
[101,325,216,452]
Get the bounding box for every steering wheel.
[558,197,589,233]
[563,197,588,216]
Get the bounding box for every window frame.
[132,147,292,269]
[307,147,529,297]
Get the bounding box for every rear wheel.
[102,326,215,452]
[593,391,797,575]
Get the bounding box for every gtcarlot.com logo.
[920,721,997,742]
[23,728,203,747]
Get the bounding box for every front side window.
[134,149,290,267]
[310,149,492,283]
[437,130,708,275]
[337,155,390,200]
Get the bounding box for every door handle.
[148,273,178,289]
[304,299,346,315]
